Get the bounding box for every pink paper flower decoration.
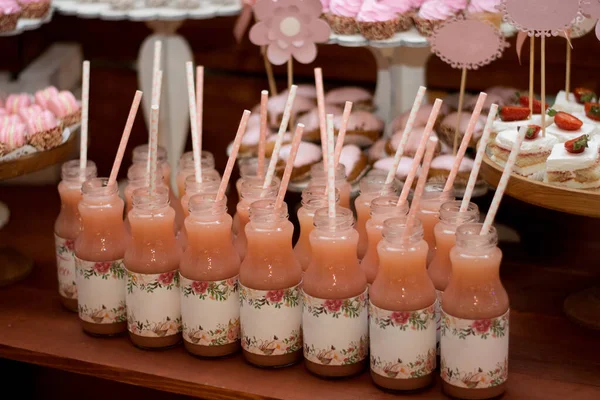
[249,0,331,65]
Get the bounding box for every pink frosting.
[325,87,372,105]
[282,84,317,100]
[441,112,486,140]
[0,118,27,149]
[35,86,59,109]
[47,91,80,118]
[297,105,342,131]
[0,1,21,14]
[241,122,272,146]
[0,108,6,117]
[5,94,31,114]
[357,0,412,22]
[267,93,314,127]
[409,0,426,8]
[329,0,363,18]
[430,154,474,172]
[467,0,500,14]
[26,110,59,134]
[267,132,293,143]
[321,0,330,13]
[486,86,519,104]
[368,138,387,161]
[279,141,322,168]
[18,105,44,122]
[464,93,505,110]
[338,144,363,177]
[417,0,456,20]
[391,102,450,132]
[391,127,440,154]
[373,156,417,179]
[334,110,384,132]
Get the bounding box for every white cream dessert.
[573,112,600,136]
[492,114,553,137]
[545,139,600,190]
[373,156,416,181]
[552,90,585,114]
[278,141,322,181]
[338,144,368,183]
[546,122,595,143]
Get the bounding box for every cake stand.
[0,8,54,37]
[0,128,78,286]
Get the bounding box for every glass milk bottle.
[178,174,220,249]
[232,157,272,236]
[354,172,398,259]
[176,150,219,199]
[124,163,165,234]
[370,218,437,391]
[233,176,280,260]
[303,207,368,378]
[239,200,303,368]
[360,196,408,284]
[74,178,127,336]
[180,194,241,357]
[294,185,339,271]
[417,182,455,265]
[441,224,509,399]
[124,187,182,349]
[55,160,97,312]
[310,163,351,209]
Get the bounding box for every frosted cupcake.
[47,91,82,126]
[34,86,59,109]
[0,1,21,33]
[327,0,362,35]
[357,0,405,41]
[0,117,27,156]
[4,93,31,114]
[414,0,466,37]
[25,110,63,150]
[466,0,502,28]
[17,0,50,18]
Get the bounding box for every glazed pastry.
[281,84,318,102]
[17,0,50,18]
[327,0,361,35]
[47,91,81,126]
[4,93,31,114]
[545,136,600,190]
[466,0,502,27]
[428,154,474,186]
[325,86,373,110]
[368,138,388,164]
[372,156,417,181]
[414,0,467,37]
[356,0,410,41]
[34,86,59,109]
[238,119,273,157]
[297,105,342,142]
[0,116,27,155]
[278,141,323,181]
[438,111,486,149]
[390,102,449,133]
[334,110,384,147]
[545,112,595,143]
[25,110,63,150]
[0,1,21,33]
[386,126,442,157]
[266,92,313,129]
[338,144,369,183]
[265,132,293,158]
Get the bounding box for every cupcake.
[297,105,343,142]
[466,0,502,28]
[390,102,450,133]
[368,138,388,164]
[0,1,21,33]
[385,126,442,157]
[356,0,406,41]
[17,0,50,18]
[338,144,369,183]
[34,86,59,109]
[414,0,466,37]
[325,86,374,110]
[0,116,27,155]
[327,0,362,35]
[48,91,81,126]
[334,110,384,147]
[18,104,43,122]
[25,110,63,150]
[437,111,486,149]
[278,141,323,182]
[266,92,314,129]
[4,93,31,114]
[373,156,417,181]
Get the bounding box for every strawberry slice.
[573,88,597,104]
[555,112,583,131]
[564,135,589,154]
[499,106,530,122]
[585,102,600,122]
[523,125,541,140]
[519,95,548,114]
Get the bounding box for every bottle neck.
[61,159,97,188]
[370,196,408,224]
[439,200,479,228]
[188,195,228,221]
[451,223,500,284]
[301,185,339,213]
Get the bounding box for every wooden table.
[0,186,599,399]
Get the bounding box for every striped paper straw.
[460,104,498,212]
[217,110,252,201]
[108,90,143,187]
[149,104,160,195]
[80,60,90,178]
[314,68,328,169]
[151,41,162,107]
[275,123,305,209]
[397,98,443,207]
[147,70,162,177]
[326,114,336,220]
[444,92,487,192]
[480,126,526,235]
[196,65,204,162]
[257,90,269,178]
[386,86,427,185]
[333,101,353,166]
[186,62,202,183]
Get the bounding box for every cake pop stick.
[460,104,498,212]
[108,90,143,187]
[275,123,305,209]
[565,37,571,104]
[186,62,202,183]
[314,68,328,169]
[480,126,527,234]
[196,65,204,162]
[216,110,252,202]
[333,101,353,166]
[80,60,90,178]
[541,36,546,137]
[397,99,443,207]
[443,92,487,192]
[257,90,269,178]
[529,38,535,116]
[386,86,427,186]
[326,114,336,220]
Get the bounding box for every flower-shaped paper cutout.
[249,0,331,65]
[499,0,583,37]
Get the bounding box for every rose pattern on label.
[55,235,77,299]
[369,302,437,380]
[435,289,443,355]
[302,290,369,366]
[181,275,240,347]
[239,282,302,356]
[75,257,127,324]
[126,269,181,337]
[440,309,509,389]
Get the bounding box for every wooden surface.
[0,186,599,399]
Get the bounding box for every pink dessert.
[373,156,417,181]
[239,119,273,156]
[0,116,27,155]
[25,110,63,150]
[34,86,59,109]
[281,84,317,101]
[387,126,441,157]
[429,154,475,186]
[414,0,465,37]
[438,111,486,149]
[266,92,313,129]
[0,108,6,117]
[334,110,384,147]
[391,102,450,133]
[486,86,519,105]
[278,141,322,181]
[338,144,368,182]
[467,0,502,27]
[327,0,362,35]
[356,0,412,41]
[464,92,505,112]
[368,138,388,163]
[325,86,373,110]
[297,104,342,141]
[0,1,21,33]
[18,104,43,122]
[320,0,330,14]
[17,0,50,19]
[47,91,81,126]
[4,93,31,114]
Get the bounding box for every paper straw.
[460,104,498,212]
[314,68,328,169]
[149,104,160,195]
[147,70,162,177]
[326,114,336,219]
[196,65,204,161]
[263,85,297,189]
[403,137,439,238]
[80,60,90,177]
[185,62,202,183]
[216,110,251,202]
[480,126,526,234]
[108,90,143,187]
[257,90,269,178]
[443,92,488,192]
[275,123,305,209]
[333,101,353,166]
[397,98,443,207]
[386,86,427,185]
[151,41,162,107]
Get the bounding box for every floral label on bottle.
[370,302,437,380]
[436,289,443,355]
[75,257,127,324]
[55,234,77,300]
[180,275,240,347]
[239,282,302,356]
[440,309,509,389]
[303,290,369,366]
[126,270,181,338]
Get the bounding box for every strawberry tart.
[327,0,361,35]
[325,86,373,110]
[17,0,50,18]
[545,111,595,144]
[0,1,21,33]
[278,141,323,181]
[34,86,59,109]
[25,110,63,150]
[334,110,384,147]
[545,135,600,190]
[0,116,27,156]
[338,144,368,183]
[48,91,81,126]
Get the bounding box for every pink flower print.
[158,271,175,286]
[192,281,209,294]
[227,326,238,342]
[266,290,284,303]
[65,239,75,251]
[472,319,492,334]
[391,311,410,325]
[93,262,111,274]
[324,299,343,313]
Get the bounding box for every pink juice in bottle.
[310,163,351,209]
[176,150,218,199]
[55,159,97,312]
[124,163,164,225]
[232,157,272,236]
[370,218,437,391]
[360,195,408,284]
[178,174,220,249]
[124,186,182,349]
[74,178,128,336]
[441,223,509,400]
[417,182,455,266]
[303,207,368,378]
[239,200,303,368]
[180,194,241,357]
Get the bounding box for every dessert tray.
[480,144,600,218]
[52,0,241,21]
[0,8,54,37]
